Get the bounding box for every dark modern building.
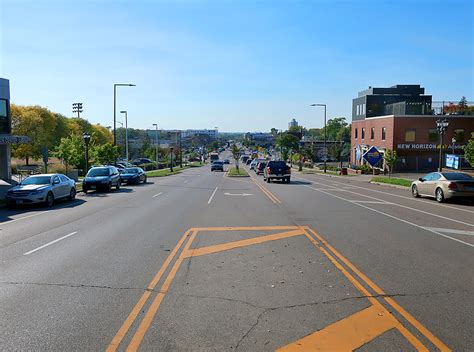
[352,85,432,121]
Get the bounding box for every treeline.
[11,104,117,171]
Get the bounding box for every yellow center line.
[125,230,198,351]
[303,226,450,351]
[105,229,192,352]
[249,175,282,204]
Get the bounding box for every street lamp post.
[311,103,327,173]
[152,124,159,166]
[170,147,174,172]
[436,118,449,172]
[83,132,91,173]
[451,137,456,155]
[120,111,129,162]
[178,130,183,168]
[113,83,135,147]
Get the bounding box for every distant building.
[351,85,474,171]
[288,118,298,129]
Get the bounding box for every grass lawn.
[146,162,205,178]
[371,177,412,187]
[227,167,249,177]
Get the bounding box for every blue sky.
[1,0,472,132]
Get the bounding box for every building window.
[362,104,366,115]
[382,127,386,141]
[405,128,416,142]
[0,99,9,134]
[355,128,358,139]
[356,105,360,115]
[361,128,365,139]
[454,129,464,143]
[370,127,375,139]
[428,129,438,142]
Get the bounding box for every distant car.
[82,166,121,193]
[411,172,474,203]
[117,161,134,169]
[120,167,147,184]
[256,161,267,175]
[211,161,224,172]
[250,158,266,171]
[223,159,230,164]
[246,159,252,165]
[6,174,76,207]
[264,160,291,183]
[132,158,153,165]
[241,155,250,163]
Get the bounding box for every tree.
[322,117,348,141]
[92,143,120,165]
[463,135,474,167]
[276,133,299,161]
[383,148,398,178]
[55,135,85,173]
[231,144,240,171]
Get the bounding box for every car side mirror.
[53,180,60,185]
[418,178,424,182]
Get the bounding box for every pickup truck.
[263,160,291,183]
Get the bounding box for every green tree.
[383,148,398,178]
[276,133,299,161]
[462,135,474,167]
[231,144,241,171]
[322,117,348,141]
[92,143,120,165]
[55,135,85,173]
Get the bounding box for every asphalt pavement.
[0,154,473,351]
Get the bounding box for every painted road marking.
[23,231,78,255]
[423,227,474,236]
[299,173,474,215]
[106,230,192,352]
[223,192,253,196]
[306,185,474,248]
[152,192,163,198]
[110,226,449,351]
[351,200,392,204]
[207,187,218,204]
[249,176,282,204]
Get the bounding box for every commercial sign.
[445,154,460,170]
[363,146,383,167]
[0,135,29,144]
[355,145,362,161]
[397,143,463,150]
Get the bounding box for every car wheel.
[286,177,291,184]
[436,188,444,203]
[116,182,120,190]
[143,176,147,183]
[267,177,271,183]
[83,187,88,194]
[106,183,112,192]
[411,185,420,198]
[68,188,76,201]
[45,192,54,207]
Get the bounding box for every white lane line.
[306,186,474,248]
[152,192,163,198]
[183,180,188,183]
[351,200,392,204]
[297,177,474,227]
[208,187,218,204]
[301,174,474,214]
[23,231,78,255]
[423,227,474,236]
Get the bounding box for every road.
[1,154,473,351]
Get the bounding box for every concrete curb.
[369,181,410,190]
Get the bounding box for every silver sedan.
[411,172,474,203]
[6,173,76,207]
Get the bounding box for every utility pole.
[72,103,83,118]
[153,124,159,166]
[436,118,449,172]
[120,111,129,162]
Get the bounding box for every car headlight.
[101,179,109,183]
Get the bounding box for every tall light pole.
[72,103,83,118]
[436,118,449,172]
[152,123,159,165]
[311,103,327,173]
[170,146,174,172]
[83,132,91,173]
[113,83,135,147]
[120,111,129,162]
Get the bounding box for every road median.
[369,177,411,189]
[227,167,249,177]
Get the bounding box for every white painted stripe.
[23,231,78,255]
[306,186,474,248]
[351,200,391,204]
[152,192,163,198]
[423,227,474,236]
[208,187,218,204]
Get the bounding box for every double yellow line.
[250,175,282,204]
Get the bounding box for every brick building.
[351,85,474,171]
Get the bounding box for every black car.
[246,159,252,165]
[256,161,267,175]
[82,166,121,193]
[120,167,147,184]
[211,161,224,172]
[263,160,291,183]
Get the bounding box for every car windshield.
[125,168,139,174]
[213,161,223,165]
[21,176,51,185]
[269,161,287,167]
[442,173,473,180]
[87,168,110,177]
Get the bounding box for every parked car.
[246,159,252,165]
[132,158,153,165]
[211,161,224,172]
[263,160,291,183]
[6,174,76,207]
[82,166,121,193]
[256,161,267,175]
[120,167,147,184]
[223,159,230,164]
[411,171,474,203]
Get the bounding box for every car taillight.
[267,167,272,173]
[448,182,457,190]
